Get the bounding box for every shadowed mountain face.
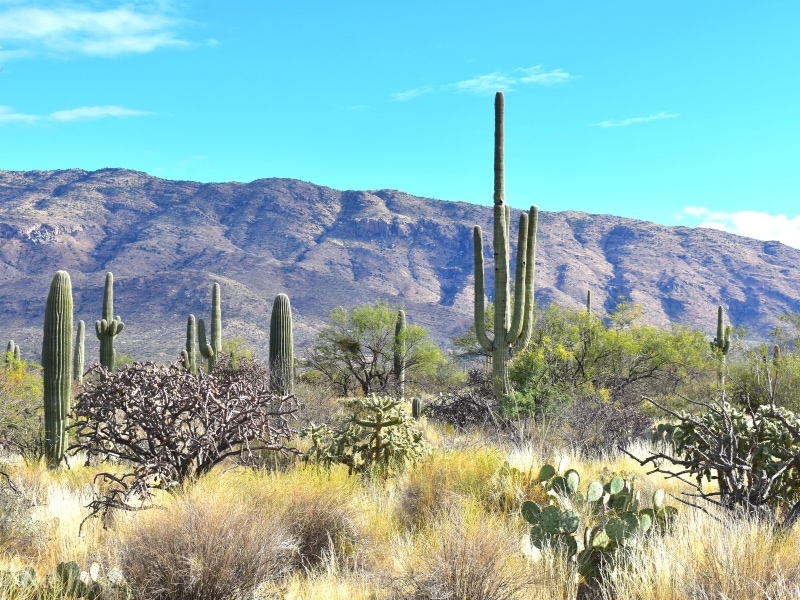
[1,168,798,364]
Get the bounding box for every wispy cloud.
[679,206,800,250]
[0,104,153,124]
[593,111,679,128]
[0,2,188,59]
[391,65,574,101]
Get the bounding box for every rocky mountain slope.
[1,168,798,364]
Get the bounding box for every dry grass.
[2,435,800,599]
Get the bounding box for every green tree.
[508,302,712,419]
[0,357,44,459]
[307,300,443,396]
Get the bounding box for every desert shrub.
[393,499,536,600]
[395,447,531,529]
[118,492,296,600]
[302,394,426,477]
[643,398,800,525]
[266,468,367,570]
[0,358,45,462]
[70,359,299,518]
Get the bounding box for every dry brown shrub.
[118,492,296,600]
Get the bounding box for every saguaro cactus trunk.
[95,272,124,372]
[199,283,222,371]
[473,91,538,401]
[73,320,85,384]
[43,270,73,467]
[711,305,732,390]
[394,309,406,400]
[269,294,294,395]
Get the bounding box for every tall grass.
[1,434,799,599]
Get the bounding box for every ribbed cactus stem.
[210,283,222,363]
[197,318,213,371]
[182,314,197,374]
[710,305,731,390]
[198,283,222,371]
[43,270,73,467]
[5,340,18,364]
[473,91,539,400]
[95,272,124,372]
[394,309,406,400]
[73,320,85,384]
[587,290,592,314]
[269,294,294,395]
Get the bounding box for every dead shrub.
[118,493,296,600]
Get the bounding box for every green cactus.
[586,290,592,314]
[394,309,406,400]
[198,283,222,371]
[73,320,85,384]
[710,305,732,388]
[95,272,124,372]
[522,463,676,595]
[181,314,197,374]
[269,293,294,395]
[5,340,19,364]
[473,91,538,401]
[42,270,73,467]
[411,397,422,420]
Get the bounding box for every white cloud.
[391,65,574,101]
[593,112,679,128]
[0,104,153,124]
[0,3,188,58]
[680,206,800,250]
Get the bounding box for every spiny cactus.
[269,293,293,395]
[5,340,19,364]
[411,397,422,420]
[522,463,676,594]
[711,305,732,388]
[394,309,406,400]
[95,272,124,372]
[198,283,222,371]
[711,305,731,355]
[473,91,538,401]
[42,270,73,467]
[586,290,592,314]
[73,320,85,384]
[181,314,197,374]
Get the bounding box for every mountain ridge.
[1,168,798,364]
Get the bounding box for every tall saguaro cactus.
[198,283,222,371]
[269,294,294,395]
[73,320,85,384]
[95,272,124,371]
[394,309,406,400]
[182,314,197,374]
[473,91,538,401]
[42,270,73,467]
[711,305,731,389]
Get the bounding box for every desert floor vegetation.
[2,426,800,600]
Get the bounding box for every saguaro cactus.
[198,283,222,371]
[73,320,85,384]
[269,293,294,395]
[181,314,197,374]
[711,305,732,388]
[394,309,406,400]
[473,91,538,400]
[42,270,73,467]
[95,272,124,371]
[5,340,19,364]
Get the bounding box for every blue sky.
[1,1,799,247]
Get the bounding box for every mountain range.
[1,168,798,365]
